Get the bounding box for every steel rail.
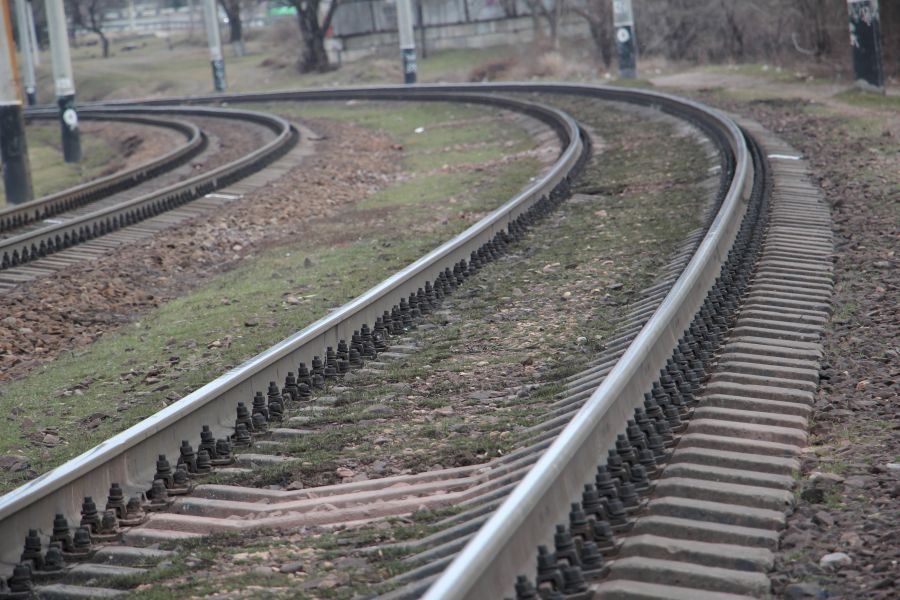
[420,88,752,599]
[0,90,583,571]
[0,105,296,271]
[0,112,204,234]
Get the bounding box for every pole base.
[0,103,34,204]
[57,95,81,164]
[211,59,226,92]
[615,26,637,79]
[402,48,417,84]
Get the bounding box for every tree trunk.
[573,3,614,69]
[229,14,242,44]
[587,20,613,68]
[549,0,561,49]
[98,31,109,57]
[218,0,244,55]
[228,11,244,56]
[884,0,900,75]
[296,7,329,73]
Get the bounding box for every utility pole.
[26,1,39,66]
[847,0,885,92]
[612,0,637,78]
[0,0,34,204]
[416,0,426,60]
[188,0,195,39]
[396,0,417,83]
[14,0,37,105]
[46,0,81,163]
[202,0,225,92]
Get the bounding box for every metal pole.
[45,0,80,163]
[0,0,34,204]
[26,0,39,66]
[128,0,136,32]
[14,0,37,105]
[188,0,195,38]
[202,0,225,92]
[847,0,885,92]
[396,0,417,84]
[612,0,637,78]
[416,0,426,60]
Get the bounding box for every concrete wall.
[329,14,589,63]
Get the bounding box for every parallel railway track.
[0,106,295,291]
[0,84,831,599]
[0,111,205,236]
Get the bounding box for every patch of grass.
[784,549,812,563]
[605,77,657,89]
[707,62,833,85]
[417,47,518,81]
[359,171,478,209]
[833,302,856,321]
[260,101,490,139]
[824,491,845,509]
[835,88,900,111]
[0,123,118,203]
[817,460,851,475]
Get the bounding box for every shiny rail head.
[418,86,751,600]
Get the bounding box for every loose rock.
[279,561,304,574]
[819,552,852,570]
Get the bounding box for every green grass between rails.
[0,123,118,205]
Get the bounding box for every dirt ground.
[0,119,397,381]
[80,119,186,176]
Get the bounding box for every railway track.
[0,106,297,293]
[0,85,831,599]
[1,111,205,235]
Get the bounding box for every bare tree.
[285,0,339,73]
[571,0,614,68]
[522,0,564,49]
[719,0,745,60]
[884,0,900,75]
[791,0,844,60]
[218,0,246,56]
[66,0,119,58]
[497,0,517,18]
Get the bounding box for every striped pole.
[46,0,81,163]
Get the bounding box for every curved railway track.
[0,84,831,600]
[1,112,205,235]
[0,106,296,290]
